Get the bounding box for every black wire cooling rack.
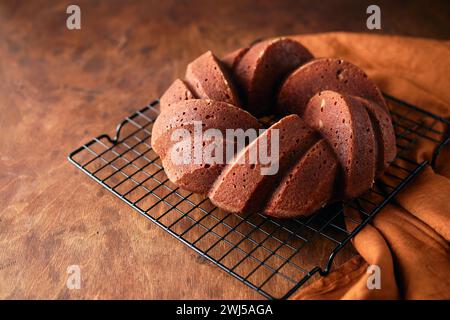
[68,94,449,299]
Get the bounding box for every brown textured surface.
[0,0,448,299]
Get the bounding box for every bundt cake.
[151,37,396,218]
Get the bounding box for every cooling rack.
[68,94,449,299]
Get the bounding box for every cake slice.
[185,51,240,106]
[354,96,396,176]
[162,135,231,194]
[277,58,387,116]
[151,99,260,159]
[264,139,338,218]
[303,91,376,199]
[232,38,313,116]
[222,47,249,70]
[159,79,195,112]
[208,115,318,214]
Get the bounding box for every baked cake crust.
[303,91,377,199]
[185,51,241,106]
[159,79,195,112]
[277,58,387,116]
[264,139,338,218]
[232,38,313,116]
[209,115,318,214]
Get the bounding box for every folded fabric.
[289,33,450,300]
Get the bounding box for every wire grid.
[68,95,449,299]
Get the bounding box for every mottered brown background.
[0,0,449,299]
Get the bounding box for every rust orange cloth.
[288,33,450,300]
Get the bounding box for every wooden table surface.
[1,0,448,299]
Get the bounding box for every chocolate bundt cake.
[152,37,396,218]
